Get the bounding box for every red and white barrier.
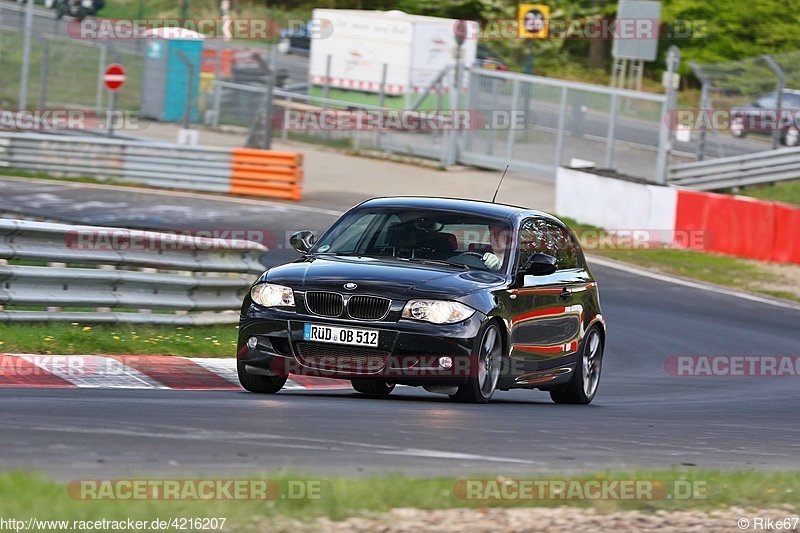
[556,167,800,265]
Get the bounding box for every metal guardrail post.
[763,55,785,151]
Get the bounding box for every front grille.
[348,295,391,320]
[295,342,389,373]
[305,291,344,317]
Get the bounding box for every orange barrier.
[229,148,303,201]
[674,189,800,264]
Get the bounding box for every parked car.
[279,22,311,56]
[730,89,800,146]
[474,56,508,71]
[237,197,606,404]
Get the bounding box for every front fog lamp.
[250,283,295,308]
[401,300,475,324]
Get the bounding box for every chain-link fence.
[461,69,668,181]
[685,51,800,161]
[0,22,146,116]
[208,60,670,182]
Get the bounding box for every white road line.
[0,175,342,216]
[587,255,800,311]
[7,423,538,466]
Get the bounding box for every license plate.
[303,324,379,347]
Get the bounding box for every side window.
[548,223,580,270]
[517,218,551,271]
[517,218,580,271]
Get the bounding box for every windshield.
[311,208,513,272]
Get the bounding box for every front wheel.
[351,379,395,397]
[449,322,503,404]
[550,326,604,405]
[237,361,287,393]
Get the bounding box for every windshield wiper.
[402,257,471,270]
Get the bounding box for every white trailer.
[308,9,478,99]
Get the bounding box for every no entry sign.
[103,64,126,91]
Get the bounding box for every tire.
[75,6,88,20]
[55,1,67,19]
[449,322,503,404]
[782,127,799,147]
[351,379,395,397]
[550,326,604,405]
[237,361,287,394]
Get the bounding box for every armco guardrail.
[668,147,800,191]
[0,132,303,201]
[0,219,267,324]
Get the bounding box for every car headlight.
[250,283,295,308]
[401,300,475,324]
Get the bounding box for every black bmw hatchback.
[237,197,605,404]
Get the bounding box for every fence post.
[211,81,222,127]
[378,63,388,107]
[688,61,710,162]
[323,55,332,101]
[604,92,618,168]
[95,44,107,115]
[37,39,50,111]
[262,47,277,150]
[553,86,568,169]
[18,0,34,110]
[763,55,785,151]
[505,78,520,160]
[655,46,680,184]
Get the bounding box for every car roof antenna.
[491,165,509,203]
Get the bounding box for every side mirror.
[523,252,557,276]
[289,230,316,253]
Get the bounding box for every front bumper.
[237,305,487,385]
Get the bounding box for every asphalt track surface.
[1,178,799,479]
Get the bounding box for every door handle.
[559,288,572,300]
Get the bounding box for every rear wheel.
[449,322,502,404]
[351,379,395,396]
[237,361,287,393]
[550,326,603,405]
